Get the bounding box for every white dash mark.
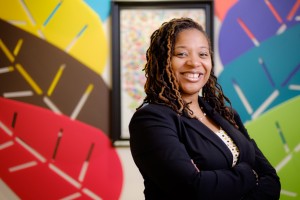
[281,189,297,197]
[232,81,253,114]
[37,29,45,39]
[275,154,292,172]
[289,84,300,91]
[0,67,14,74]
[294,143,300,152]
[4,91,34,98]
[43,96,62,114]
[59,192,82,200]
[15,137,46,163]
[276,24,287,35]
[252,38,260,47]
[70,84,93,120]
[82,188,102,200]
[252,90,279,119]
[0,141,14,150]
[9,161,38,172]
[7,20,27,26]
[0,121,13,136]
[20,0,36,26]
[78,161,89,182]
[49,164,81,189]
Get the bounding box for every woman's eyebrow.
[174,46,209,49]
[174,45,187,49]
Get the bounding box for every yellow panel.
[0,1,31,25]
[68,25,108,75]
[0,0,32,31]
[0,0,108,74]
[23,0,61,27]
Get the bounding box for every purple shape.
[219,0,300,65]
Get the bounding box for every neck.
[181,94,199,105]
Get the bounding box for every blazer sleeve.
[233,110,281,200]
[129,105,257,200]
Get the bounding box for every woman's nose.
[186,55,201,67]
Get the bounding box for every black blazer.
[129,97,280,200]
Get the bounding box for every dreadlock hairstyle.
[138,17,238,128]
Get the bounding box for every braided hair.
[138,17,237,128]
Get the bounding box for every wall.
[0,0,299,199]
[216,1,300,199]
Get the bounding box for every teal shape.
[218,24,300,123]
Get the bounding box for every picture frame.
[110,0,214,146]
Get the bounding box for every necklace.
[197,107,207,121]
[199,106,206,121]
[198,112,207,121]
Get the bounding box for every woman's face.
[171,28,212,100]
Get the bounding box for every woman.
[129,18,280,200]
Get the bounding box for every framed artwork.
[110,0,214,146]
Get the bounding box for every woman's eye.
[177,52,187,57]
[199,53,209,57]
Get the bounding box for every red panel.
[0,97,123,200]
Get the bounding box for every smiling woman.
[129,17,281,200]
[110,0,213,145]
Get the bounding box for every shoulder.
[129,103,179,130]
[129,104,182,151]
[133,103,177,118]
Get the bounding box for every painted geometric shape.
[0,0,107,74]
[0,19,109,134]
[0,97,123,200]
[218,23,300,123]
[214,0,238,21]
[219,0,300,65]
[245,96,300,199]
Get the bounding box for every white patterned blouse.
[215,129,240,167]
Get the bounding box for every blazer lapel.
[199,98,253,163]
[200,98,242,145]
[181,99,235,167]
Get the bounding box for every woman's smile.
[181,72,203,82]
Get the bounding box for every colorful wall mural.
[0,0,123,199]
[216,0,300,199]
[0,0,299,199]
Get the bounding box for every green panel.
[246,96,300,199]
